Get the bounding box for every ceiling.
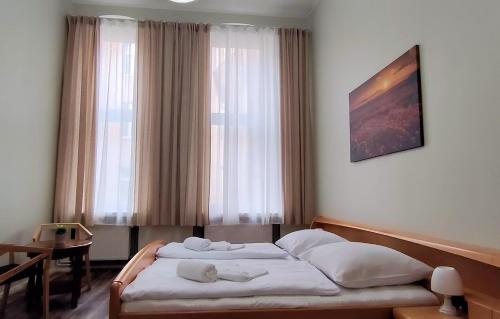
[72,0,320,18]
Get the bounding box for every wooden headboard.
[311,216,500,317]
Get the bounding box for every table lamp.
[431,266,464,316]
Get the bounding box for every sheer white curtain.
[93,18,138,225]
[209,25,283,225]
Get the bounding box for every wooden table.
[27,240,92,308]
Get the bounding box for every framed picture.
[349,45,424,162]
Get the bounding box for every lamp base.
[439,295,459,316]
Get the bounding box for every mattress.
[122,284,439,313]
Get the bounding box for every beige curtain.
[53,16,99,225]
[279,28,314,225]
[135,21,211,226]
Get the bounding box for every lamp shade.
[431,266,463,296]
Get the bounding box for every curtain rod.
[100,16,258,27]
[95,15,297,30]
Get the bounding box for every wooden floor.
[2,269,119,319]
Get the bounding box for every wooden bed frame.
[110,216,500,319]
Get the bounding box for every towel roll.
[176,260,218,283]
[217,263,268,282]
[183,237,212,251]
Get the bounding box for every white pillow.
[301,242,433,288]
[275,229,348,257]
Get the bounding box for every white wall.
[89,226,131,260]
[86,226,193,260]
[89,224,305,260]
[0,0,68,249]
[312,0,500,249]
[138,227,192,250]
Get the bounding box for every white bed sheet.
[121,258,340,302]
[156,242,288,259]
[122,284,439,313]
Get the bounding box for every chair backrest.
[33,223,93,242]
[0,244,52,284]
[0,248,15,265]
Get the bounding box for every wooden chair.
[33,223,93,290]
[0,244,52,319]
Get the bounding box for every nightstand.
[394,306,466,319]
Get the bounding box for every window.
[93,18,138,225]
[91,21,283,225]
[209,25,283,225]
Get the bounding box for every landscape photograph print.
[349,45,424,162]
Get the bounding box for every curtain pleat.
[55,18,307,227]
[278,28,314,225]
[135,21,211,226]
[53,16,99,225]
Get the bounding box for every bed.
[109,217,500,319]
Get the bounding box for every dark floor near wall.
[2,269,119,319]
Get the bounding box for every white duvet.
[121,258,340,302]
[156,242,288,259]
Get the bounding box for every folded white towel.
[217,263,269,282]
[209,241,246,251]
[183,237,212,251]
[176,260,218,283]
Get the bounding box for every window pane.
[209,25,283,225]
[94,19,138,225]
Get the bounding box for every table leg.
[1,283,11,315]
[71,254,83,308]
[34,262,43,313]
[26,273,35,312]
[35,262,43,294]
